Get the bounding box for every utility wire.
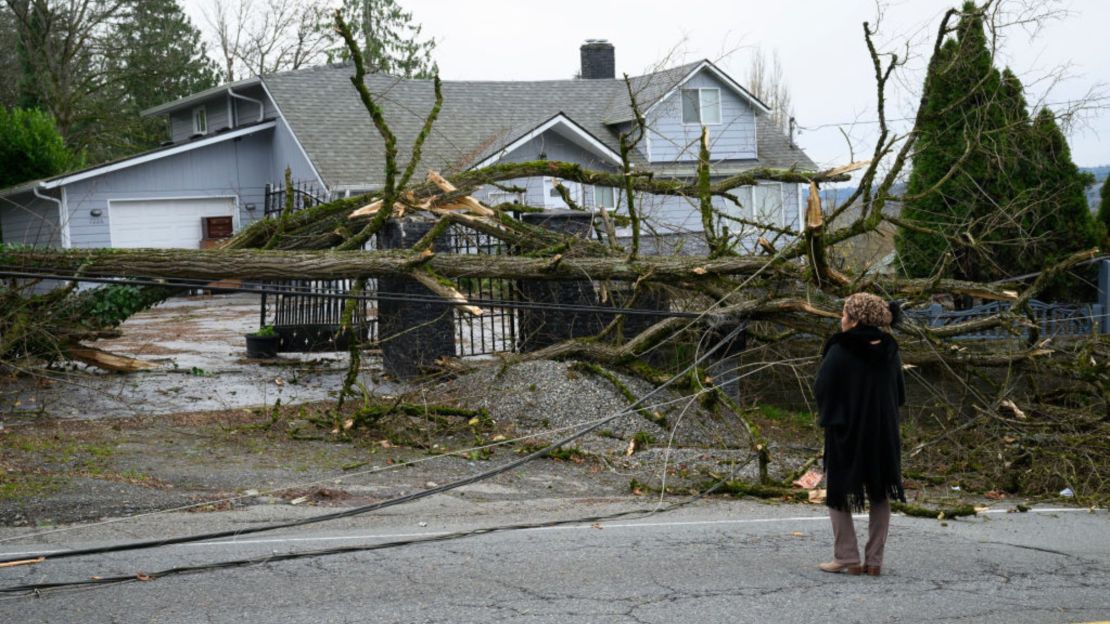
[0,324,744,569]
[0,269,707,320]
[0,454,755,597]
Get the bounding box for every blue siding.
[0,192,61,247]
[62,129,276,248]
[167,88,277,144]
[231,85,278,126]
[475,129,618,210]
[170,97,230,144]
[645,69,757,162]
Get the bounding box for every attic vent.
[580,39,615,80]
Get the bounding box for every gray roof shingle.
[262,61,816,190]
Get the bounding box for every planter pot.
[245,333,280,358]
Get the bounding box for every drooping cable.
[0,324,744,568]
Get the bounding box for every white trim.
[642,60,771,122]
[31,186,65,248]
[42,122,276,190]
[226,93,234,130]
[644,125,653,162]
[797,182,804,230]
[228,87,264,124]
[259,79,329,193]
[106,195,240,248]
[752,110,759,159]
[680,87,722,126]
[60,187,71,248]
[192,106,208,135]
[470,113,623,170]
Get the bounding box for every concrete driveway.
[2,294,396,422]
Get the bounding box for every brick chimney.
[580,39,615,79]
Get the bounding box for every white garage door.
[109,197,237,249]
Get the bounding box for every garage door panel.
[109,198,236,249]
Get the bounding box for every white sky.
[182,0,1110,169]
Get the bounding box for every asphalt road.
[1,498,1108,623]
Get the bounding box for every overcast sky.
[183,0,1110,169]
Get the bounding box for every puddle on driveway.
[1,293,403,421]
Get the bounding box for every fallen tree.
[1,5,1106,503]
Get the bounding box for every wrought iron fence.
[905,299,1099,339]
[264,180,330,217]
[446,223,519,356]
[260,278,378,352]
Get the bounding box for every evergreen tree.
[896,1,1005,282]
[110,0,219,151]
[896,2,1096,295]
[0,107,82,189]
[327,0,437,78]
[1097,174,1110,243]
[1027,108,1098,253]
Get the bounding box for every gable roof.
[255,60,813,191]
[604,59,771,124]
[470,113,624,170]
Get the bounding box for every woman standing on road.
[814,293,906,577]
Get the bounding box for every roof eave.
[39,121,277,190]
[141,77,262,117]
[469,113,624,171]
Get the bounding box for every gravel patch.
[430,359,768,477]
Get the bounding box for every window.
[594,186,616,209]
[681,88,722,125]
[753,183,784,225]
[192,106,207,135]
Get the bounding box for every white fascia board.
[642,60,772,120]
[259,79,329,193]
[42,122,277,190]
[470,114,623,170]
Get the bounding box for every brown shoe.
[818,561,864,574]
[864,565,882,576]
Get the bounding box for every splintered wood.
[410,270,484,316]
[66,346,157,372]
[349,171,495,218]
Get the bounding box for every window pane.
[753,184,782,225]
[594,186,615,208]
[701,89,721,124]
[681,89,700,123]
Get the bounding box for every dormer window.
[192,106,208,135]
[681,88,721,125]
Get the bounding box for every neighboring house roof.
[0,120,277,198]
[261,60,815,191]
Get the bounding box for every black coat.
[815,325,906,512]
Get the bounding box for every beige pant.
[828,498,891,567]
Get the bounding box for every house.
[0,41,816,254]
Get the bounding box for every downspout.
[33,184,69,249]
[228,87,264,123]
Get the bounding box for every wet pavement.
[1,294,400,422]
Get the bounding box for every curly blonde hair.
[843,293,892,327]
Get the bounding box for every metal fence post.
[1099,259,1110,335]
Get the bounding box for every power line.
[0,324,744,581]
[0,269,707,320]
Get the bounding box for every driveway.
[2,293,396,422]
